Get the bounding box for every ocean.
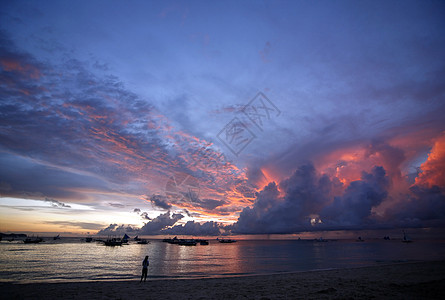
[1,238,445,283]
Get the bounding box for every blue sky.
[1,0,444,236]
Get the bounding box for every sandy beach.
[2,260,444,299]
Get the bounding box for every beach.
[2,260,444,299]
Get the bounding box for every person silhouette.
[140,256,149,282]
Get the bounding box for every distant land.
[0,233,27,238]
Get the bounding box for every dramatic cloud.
[235,163,335,234]
[320,167,389,229]
[163,220,224,236]
[140,212,152,221]
[132,207,152,221]
[415,134,445,188]
[96,213,226,236]
[93,133,445,236]
[139,211,184,235]
[148,195,172,210]
[180,191,228,211]
[234,157,445,234]
[97,224,139,236]
[388,185,445,228]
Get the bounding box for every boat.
[121,234,130,244]
[199,240,209,245]
[356,236,364,242]
[163,237,180,244]
[402,231,413,243]
[53,234,60,240]
[137,239,149,244]
[24,236,43,244]
[314,237,328,242]
[218,238,237,243]
[103,237,122,246]
[134,235,142,241]
[178,239,197,246]
[85,237,93,243]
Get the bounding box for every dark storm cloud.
[234,163,334,234]
[197,198,227,210]
[139,211,184,235]
[183,191,228,210]
[163,220,223,236]
[320,167,389,229]
[386,185,445,228]
[96,223,139,235]
[132,207,152,220]
[100,211,227,236]
[140,212,152,220]
[365,140,405,180]
[44,197,71,208]
[234,162,445,234]
[149,194,172,210]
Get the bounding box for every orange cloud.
[415,133,445,187]
[257,167,283,192]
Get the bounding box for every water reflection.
[147,241,244,278]
[1,239,445,283]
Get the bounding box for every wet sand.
[2,260,445,299]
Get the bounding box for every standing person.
[140,256,149,282]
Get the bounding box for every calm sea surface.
[1,239,445,283]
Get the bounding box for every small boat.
[178,239,197,246]
[402,231,413,243]
[137,239,149,244]
[134,235,142,241]
[85,237,93,243]
[163,237,180,244]
[103,238,122,246]
[53,234,60,240]
[24,236,43,244]
[200,240,209,245]
[314,237,328,242]
[218,238,237,243]
[121,234,130,244]
[383,236,390,240]
[356,236,364,242]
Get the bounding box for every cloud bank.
[105,135,445,236]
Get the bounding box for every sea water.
[1,239,445,283]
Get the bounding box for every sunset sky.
[1,0,444,237]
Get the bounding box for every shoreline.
[2,260,445,299]
[0,259,434,284]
